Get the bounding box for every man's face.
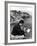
[19,23,23,26]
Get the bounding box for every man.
[11,20,25,36]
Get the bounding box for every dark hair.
[19,20,24,24]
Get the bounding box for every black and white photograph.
[5,1,36,44]
[10,10,32,40]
